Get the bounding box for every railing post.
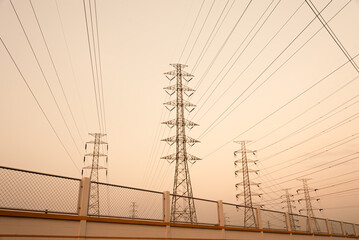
[217,200,224,227]
[326,219,331,234]
[256,207,262,229]
[77,177,91,239]
[285,212,291,231]
[340,221,345,235]
[163,191,171,239]
[307,216,313,233]
[78,177,91,216]
[353,223,358,236]
[163,191,170,222]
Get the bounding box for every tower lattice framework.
[282,189,297,231]
[82,133,108,216]
[161,63,200,224]
[234,141,260,228]
[297,179,321,232]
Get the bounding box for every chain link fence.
[222,203,259,228]
[0,166,80,214]
[289,213,309,232]
[311,217,328,234]
[193,197,218,225]
[329,219,343,235]
[260,209,287,230]
[1,165,358,236]
[343,222,356,236]
[90,182,163,221]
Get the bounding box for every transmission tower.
[281,189,297,231]
[129,202,138,219]
[161,63,200,224]
[234,141,260,228]
[297,179,322,232]
[82,133,108,216]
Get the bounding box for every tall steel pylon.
[234,141,260,228]
[281,189,297,231]
[161,63,200,224]
[82,133,108,216]
[297,179,322,232]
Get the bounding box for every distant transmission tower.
[129,202,138,219]
[82,133,108,216]
[297,179,322,232]
[234,141,260,228]
[281,189,297,231]
[161,63,200,224]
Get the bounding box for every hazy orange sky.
[1,0,358,223]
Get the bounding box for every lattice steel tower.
[282,189,297,231]
[234,141,260,228]
[161,63,200,224]
[82,133,108,216]
[297,179,321,232]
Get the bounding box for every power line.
[194,0,253,90]
[10,0,83,157]
[178,0,206,63]
[29,0,85,144]
[54,0,89,134]
[185,0,215,65]
[192,0,279,120]
[0,37,80,172]
[258,93,359,151]
[250,74,359,146]
[305,0,359,73]
[203,50,359,158]
[191,0,234,73]
[82,0,102,133]
[197,0,339,140]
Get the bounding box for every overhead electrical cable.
[197,0,346,140]
[260,112,359,162]
[82,0,102,133]
[54,0,89,134]
[305,0,359,73]
[194,0,253,90]
[178,0,206,63]
[258,93,359,151]
[250,74,359,146]
[203,51,359,159]
[0,37,80,172]
[185,0,215,65]
[29,0,85,144]
[192,0,279,119]
[191,0,233,73]
[10,0,83,157]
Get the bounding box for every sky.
[1,0,359,224]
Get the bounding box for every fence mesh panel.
[343,222,355,236]
[329,220,343,235]
[0,166,80,214]
[193,198,218,225]
[290,214,309,232]
[222,203,258,228]
[356,224,359,236]
[311,217,328,234]
[91,182,163,221]
[260,209,287,230]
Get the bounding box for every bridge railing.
[0,166,80,215]
[0,165,358,237]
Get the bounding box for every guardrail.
[1,166,358,237]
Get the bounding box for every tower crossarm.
[164,85,195,92]
[162,119,199,128]
[235,169,259,175]
[161,135,200,145]
[86,140,108,145]
[164,100,196,107]
[85,153,108,157]
[161,153,201,162]
[235,181,260,189]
